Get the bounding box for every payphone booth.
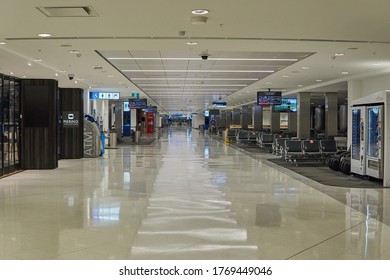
[351,91,389,187]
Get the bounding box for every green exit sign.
[132,92,140,98]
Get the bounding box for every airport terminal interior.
[1,1,390,260]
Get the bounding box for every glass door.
[2,75,9,175]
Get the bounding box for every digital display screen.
[257,91,282,105]
[273,98,297,112]
[128,98,147,109]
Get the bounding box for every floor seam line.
[285,218,369,260]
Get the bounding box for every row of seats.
[283,139,337,162]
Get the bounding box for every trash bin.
[110,133,117,148]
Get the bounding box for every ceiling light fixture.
[9,72,14,75]
[109,57,298,62]
[334,53,345,57]
[316,79,322,82]
[107,75,114,78]
[55,73,59,76]
[341,71,349,75]
[282,75,289,78]
[192,9,209,15]
[301,66,310,70]
[298,84,303,87]
[0,42,6,45]
[138,84,247,87]
[131,78,258,81]
[69,50,81,54]
[27,63,32,67]
[38,33,52,38]
[122,69,274,73]
[33,59,43,62]
[186,41,198,45]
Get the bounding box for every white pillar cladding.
[325,92,338,138]
[297,92,311,139]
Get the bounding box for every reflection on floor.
[1,127,390,260]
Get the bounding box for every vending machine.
[366,105,384,179]
[351,107,366,176]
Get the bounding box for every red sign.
[147,112,154,133]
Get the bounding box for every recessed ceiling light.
[341,71,349,75]
[372,63,382,66]
[298,85,303,87]
[27,63,32,67]
[316,79,322,82]
[0,42,6,45]
[192,9,209,15]
[9,72,14,75]
[75,80,78,84]
[107,75,114,78]
[22,75,27,78]
[109,57,297,62]
[33,59,42,62]
[186,41,198,45]
[301,66,310,70]
[55,73,59,76]
[334,53,345,56]
[69,50,81,54]
[282,75,289,78]
[38,33,52,38]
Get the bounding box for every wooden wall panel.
[21,79,58,169]
[59,88,84,159]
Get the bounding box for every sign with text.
[90,92,120,100]
[128,98,147,109]
[145,106,157,113]
[63,111,79,127]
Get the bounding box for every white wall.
[192,114,205,129]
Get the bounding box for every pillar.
[325,92,338,138]
[297,92,311,139]
[252,105,263,131]
[347,80,363,148]
[232,108,241,125]
[241,105,250,129]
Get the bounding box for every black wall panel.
[21,79,58,169]
[59,88,84,159]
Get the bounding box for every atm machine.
[351,91,388,186]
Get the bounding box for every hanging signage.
[145,106,157,113]
[62,111,79,127]
[131,92,140,98]
[128,98,147,109]
[89,92,120,100]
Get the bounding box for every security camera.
[201,55,208,60]
[68,74,75,80]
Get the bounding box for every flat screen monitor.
[128,98,147,109]
[257,91,282,105]
[273,98,297,112]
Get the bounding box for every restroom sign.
[63,111,79,127]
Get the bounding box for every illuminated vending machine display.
[366,105,384,179]
[351,107,366,175]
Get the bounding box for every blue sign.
[90,92,120,100]
[128,98,147,109]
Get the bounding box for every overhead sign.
[131,92,140,98]
[63,111,79,127]
[128,98,147,109]
[89,92,120,100]
[123,101,130,112]
[212,101,227,108]
[145,106,157,113]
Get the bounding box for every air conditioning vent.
[37,6,98,17]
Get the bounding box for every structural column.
[232,108,241,125]
[347,80,363,148]
[297,92,311,139]
[252,105,263,131]
[240,105,250,129]
[325,92,338,138]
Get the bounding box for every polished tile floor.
[1,127,390,260]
